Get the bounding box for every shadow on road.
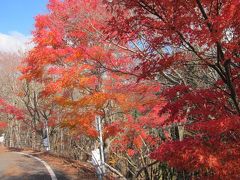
[0,170,72,180]
[0,149,73,180]
[1,147,98,180]
[0,172,51,180]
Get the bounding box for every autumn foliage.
[106,0,240,178]
[17,0,240,178]
[0,98,24,130]
[0,99,24,121]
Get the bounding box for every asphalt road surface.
[0,148,53,180]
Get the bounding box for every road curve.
[0,148,55,180]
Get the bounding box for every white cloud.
[0,32,33,54]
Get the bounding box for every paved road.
[0,148,53,180]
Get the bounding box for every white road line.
[15,152,58,180]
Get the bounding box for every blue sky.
[0,0,49,35]
[0,1,49,53]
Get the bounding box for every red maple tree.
[106,0,240,178]
[21,0,159,140]
[19,0,240,178]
